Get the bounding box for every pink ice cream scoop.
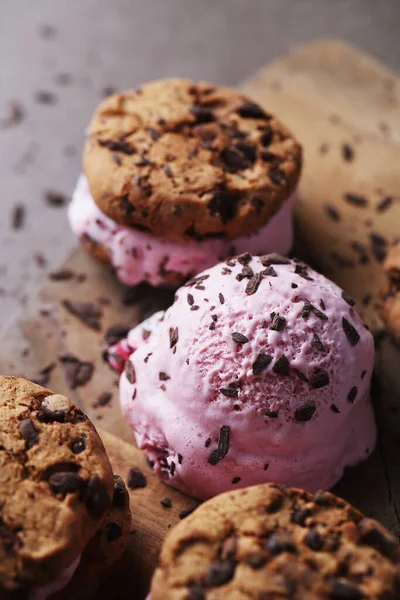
[68,175,296,288]
[118,254,376,500]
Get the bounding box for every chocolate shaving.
[252,353,272,375]
[218,293,225,304]
[169,327,179,348]
[269,314,286,331]
[245,273,261,295]
[344,193,368,207]
[312,333,326,352]
[342,144,354,162]
[48,269,74,281]
[342,291,355,306]
[11,204,25,230]
[220,387,238,398]
[347,387,358,403]
[59,354,94,389]
[187,293,194,306]
[331,404,340,413]
[125,361,136,384]
[295,404,316,422]
[273,355,290,376]
[376,196,393,212]
[309,370,330,389]
[342,317,360,346]
[231,332,249,344]
[208,425,230,465]
[295,264,313,281]
[62,300,102,331]
[369,232,387,262]
[45,191,67,207]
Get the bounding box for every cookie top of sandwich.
[151,483,400,600]
[83,78,302,241]
[0,376,114,594]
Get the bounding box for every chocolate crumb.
[237,252,252,265]
[361,370,367,379]
[273,355,290,376]
[245,273,261,295]
[125,361,136,384]
[218,293,225,304]
[59,355,94,389]
[342,318,360,346]
[291,283,298,289]
[169,327,179,348]
[260,253,290,266]
[35,90,57,104]
[265,411,278,418]
[269,314,286,332]
[264,463,269,470]
[159,372,170,381]
[104,324,130,346]
[97,392,112,407]
[49,269,75,281]
[309,370,330,389]
[295,404,316,422]
[205,437,211,448]
[252,353,272,375]
[231,332,249,344]
[187,294,194,306]
[376,196,393,212]
[208,425,230,466]
[127,468,147,490]
[237,101,269,120]
[232,477,241,484]
[220,387,238,398]
[262,266,277,277]
[369,232,387,262]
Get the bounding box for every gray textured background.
[0,0,399,330]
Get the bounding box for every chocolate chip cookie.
[0,376,130,599]
[150,483,400,599]
[381,242,400,344]
[83,78,301,240]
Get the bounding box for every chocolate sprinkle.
[205,437,211,448]
[347,387,358,403]
[342,317,360,346]
[269,314,286,332]
[294,404,316,422]
[309,370,330,389]
[208,425,230,466]
[169,327,179,348]
[312,333,326,352]
[231,332,249,344]
[252,353,272,375]
[245,273,261,295]
[127,468,147,490]
[273,355,290,376]
[344,193,368,207]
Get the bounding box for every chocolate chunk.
[98,139,134,154]
[269,314,286,331]
[35,90,57,104]
[237,101,269,120]
[329,579,363,600]
[71,439,86,454]
[234,140,256,163]
[295,264,313,281]
[347,387,358,403]
[292,368,309,383]
[294,404,316,422]
[341,291,355,306]
[262,266,277,277]
[304,529,323,551]
[252,353,272,375]
[342,318,360,346]
[309,371,329,389]
[11,204,25,230]
[190,105,215,123]
[312,491,331,506]
[204,558,236,587]
[231,332,249,344]
[84,474,111,517]
[179,507,196,519]
[209,322,216,331]
[311,305,328,320]
[45,191,67,207]
[187,294,194,306]
[208,425,230,466]
[169,327,179,348]
[344,193,368,207]
[49,472,84,497]
[232,477,241,484]
[370,232,387,262]
[312,333,326,352]
[218,293,225,304]
[246,553,266,569]
[159,372,170,381]
[104,521,123,542]
[19,418,38,447]
[97,392,112,407]
[220,387,238,398]
[267,533,296,556]
[39,394,72,423]
[112,476,126,508]
[125,361,136,384]
[159,497,172,509]
[237,252,252,265]
[358,518,399,559]
[291,506,311,526]
[269,169,286,185]
[208,187,239,223]
[62,300,102,331]
[245,273,261,295]
[273,355,290,376]
[265,411,278,419]
[104,324,130,346]
[376,196,393,212]
[331,404,340,414]
[127,468,147,490]
[342,144,354,162]
[260,126,273,146]
[220,148,250,171]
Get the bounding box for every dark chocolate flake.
[376,196,393,212]
[60,355,94,389]
[273,355,291,376]
[179,507,196,519]
[341,291,355,306]
[302,301,312,318]
[232,477,241,484]
[311,305,328,320]
[169,327,179,348]
[49,269,74,281]
[218,293,225,305]
[104,324,130,346]
[294,404,316,422]
[220,387,238,398]
[295,264,313,281]
[342,317,360,346]
[187,293,194,306]
[265,410,278,418]
[11,204,25,230]
[252,353,272,375]
[125,361,136,384]
[344,193,368,207]
[269,314,286,332]
[342,144,354,162]
[262,266,277,277]
[312,333,326,352]
[369,232,388,262]
[98,139,134,155]
[309,370,330,389]
[159,372,170,381]
[245,273,261,295]
[97,392,112,407]
[331,404,340,414]
[208,425,230,466]
[45,191,67,207]
[231,332,249,344]
[204,558,236,587]
[127,468,147,490]
[237,252,252,265]
[292,368,309,383]
[62,300,102,331]
[237,101,269,120]
[19,418,38,447]
[347,387,358,403]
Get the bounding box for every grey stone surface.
[0,0,399,330]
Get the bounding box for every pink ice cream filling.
[68,175,296,287]
[32,554,81,600]
[118,255,376,500]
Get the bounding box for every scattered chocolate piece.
[45,191,67,207]
[11,204,25,230]
[292,368,309,383]
[208,425,230,466]
[127,468,147,490]
[169,327,179,348]
[273,355,290,376]
[264,463,269,470]
[232,477,241,484]
[205,437,211,448]
[237,252,252,265]
[49,472,83,497]
[304,529,324,551]
[312,333,326,352]
[309,370,330,389]
[295,264,313,281]
[262,266,277,277]
[269,314,286,332]
[342,318,360,346]
[35,90,57,104]
[62,300,102,331]
[260,253,290,267]
[324,204,341,222]
[347,387,358,403]
[220,387,238,398]
[204,558,236,587]
[245,273,261,295]
[331,404,340,414]
[49,269,74,281]
[125,361,136,384]
[265,410,278,418]
[218,293,225,304]
[344,193,368,207]
[342,291,355,306]
[160,497,172,509]
[159,372,170,381]
[104,324,130,346]
[0,102,24,129]
[311,305,328,320]
[267,533,296,555]
[237,101,269,120]
[179,507,196,519]
[369,232,387,262]
[252,353,272,375]
[302,301,311,318]
[295,404,316,422]
[59,355,94,389]
[97,392,112,407]
[376,196,393,212]
[19,418,38,447]
[187,293,194,306]
[342,144,354,162]
[231,332,249,344]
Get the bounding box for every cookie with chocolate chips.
[83,78,302,241]
[0,376,130,599]
[381,242,400,344]
[150,483,400,599]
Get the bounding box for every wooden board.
[1,40,400,599]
